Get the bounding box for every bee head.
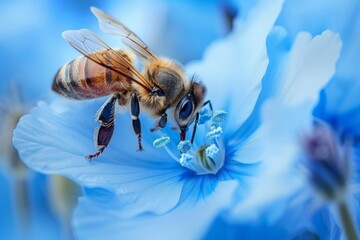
[174,80,206,141]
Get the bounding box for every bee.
[52,7,209,159]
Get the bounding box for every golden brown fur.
[53,50,132,101]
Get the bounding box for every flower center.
[154,107,227,175]
[178,139,225,175]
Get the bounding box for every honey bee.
[53,7,208,159]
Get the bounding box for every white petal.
[275,30,342,106]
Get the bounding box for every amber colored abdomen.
[52,56,130,100]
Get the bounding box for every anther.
[177,140,192,153]
[153,136,170,148]
[212,110,228,123]
[205,144,219,159]
[198,108,213,125]
[206,126,223,139]
[180,153,194,166]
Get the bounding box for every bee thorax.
[155,68,185,104]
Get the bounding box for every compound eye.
[179,99,193,120]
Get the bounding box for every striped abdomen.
[52,56,131,100]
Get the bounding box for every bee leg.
[131,92,143,151]
[202,100,213,111]
[86,94,118,160]
[86,125,115,160]
[150,112,167,132]
[190,112,200,144]
[190,100,212,144]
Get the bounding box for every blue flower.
[2,0,233,239]
[13,0,342,239]
[202,2,360,237]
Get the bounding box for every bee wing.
[62,29,153,93]
[91,7,157,61]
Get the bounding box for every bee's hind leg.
[86,94,118,160]
[86,125,115,160]
[131,92,143,151]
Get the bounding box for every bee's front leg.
[190,100,212,144]
[202,100,213,111]
[131,92,143,151]
[190,112,200,144]
[86,94,118,160]
[150,112,167,132]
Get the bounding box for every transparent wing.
[62,29,153,92]
[91,6,158,61]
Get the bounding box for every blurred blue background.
[0,0,235,239]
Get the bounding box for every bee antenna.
[190,74,201,83]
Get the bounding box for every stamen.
[153,136,170,148]
[198,108,213,125]
[177,140,192,153]
[212,110,228,123]
[205,144,219,159]
[155,107,227,175]
[206,126,223,139]
[210,122,220,128]
[195,145,217,172]
[180,153,194,167]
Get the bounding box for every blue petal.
[314,79,360,139]
[203,212,292,240]
[228,29,341,151]
[13,98,188,216]
[73,181,238,240]
[310,207,341,240]
[276,0,360,139]
[225,27,290,153]
[231,101,313,213]
[273,30,341,106]
[277,0,360,79]
[186,0,285,135]
[203,201,341,239]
